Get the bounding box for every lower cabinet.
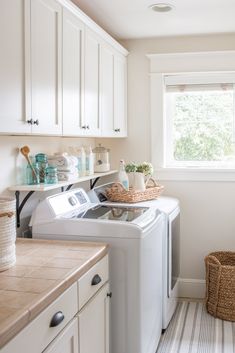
[43,318,79,353]
[78,283,110,353]
[1,255,110,353]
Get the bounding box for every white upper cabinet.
[29,0,62,135]
[0,0,31,134]
[62,9,84,136]
[100,44,114,137]
[114,55,127,137]
[83,28,101,136]
[100,44,127,137]
[0,0,127,137]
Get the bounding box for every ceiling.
[71,0,235,39]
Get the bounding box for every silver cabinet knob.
[114,128,120,132]
[33,119,39,125]
[82,125,86,129]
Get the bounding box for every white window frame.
[148,50,235,181]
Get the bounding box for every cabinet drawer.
[2,283,78,353]
[78,255,109,310]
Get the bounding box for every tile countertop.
[0,238,109,348]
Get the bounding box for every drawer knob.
[50,311,64,327]
[91,274,102,286]
[33,119,39,125]
[107,292,112,298]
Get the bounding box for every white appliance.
[88,183,180,330]
[31,188,164,353]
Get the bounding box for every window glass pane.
[165,87,235,166]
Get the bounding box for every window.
[164,73,235,168]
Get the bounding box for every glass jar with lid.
[92,144,110,172]
[35,153,48,183]
[45,165,58,184]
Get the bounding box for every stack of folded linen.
[48,153,78,181]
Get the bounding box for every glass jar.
[92,144,110,172]
[26,157,40,185]
[35,153,48,183]
[45,165,58,184]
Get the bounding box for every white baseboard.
[178,278,206,299]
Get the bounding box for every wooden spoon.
[20,145,38,180]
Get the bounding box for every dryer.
[31,188,164,353]
[88,183,180,330]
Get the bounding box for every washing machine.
[31,188,164,353]
[88,183,180,330]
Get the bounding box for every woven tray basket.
[0,197,16,272]
[205,251,235,321]
[105,179,164,203]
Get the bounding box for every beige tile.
[16,256,48,266]
[42,257,83,269]
[24,267,69,280]
[0,277,56,293]
[0,291,38,308]
[0,306,17,321]
[0,265,34,278]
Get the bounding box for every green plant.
[136,162,154,176]
[125,162,138,173]
[125,162,154,175]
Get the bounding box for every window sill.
[156,167,235,182]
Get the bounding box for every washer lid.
[72,205,148,222]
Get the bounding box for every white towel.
[48,153,78,168]
[57,171,79,181]
[56,166,78,173]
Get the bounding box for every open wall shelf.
[9,170,117,228]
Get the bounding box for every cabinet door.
[84,28,101,136]
[30,0,62,135]
[62,9,84,136]
[114,55,127,137]
[43,318,78,353]
[0,0,31,134]
[100,45,115,137]
[78,283,110,353]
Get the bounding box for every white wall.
[100,33,235,298]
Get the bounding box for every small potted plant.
[125,162,154,191]
[125,162,138,187]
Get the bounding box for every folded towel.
[57,171,79,181]
[56,166,78,173]
[48,153,78,168]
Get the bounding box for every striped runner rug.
[157,301,235,353]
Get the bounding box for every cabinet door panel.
[100,45,114,137]
[78,283,110,353]
[43,318,78,353]
[114,55,127,137]
[0,0,31,133]
[31,0,62,135]
[63,9,84,136]
[84,29,101,136]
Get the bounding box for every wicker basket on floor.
[0,197,16,271]
[105,179,164,203]
[205,251,235,321]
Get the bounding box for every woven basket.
[0,197,16,271]
[105,179,164,203]
[205,251,235,321]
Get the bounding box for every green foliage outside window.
[173,91,235,161]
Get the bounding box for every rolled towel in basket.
[48,153,78,168]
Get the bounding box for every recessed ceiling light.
[149,3,173,12]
